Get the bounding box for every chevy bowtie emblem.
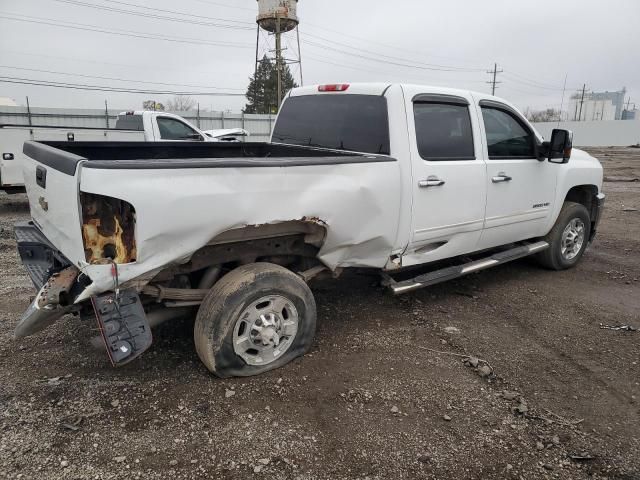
[38,196,48,212]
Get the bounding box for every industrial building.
[569,87,627,121]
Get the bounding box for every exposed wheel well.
[151,220,327,283]
[564,185,598,219]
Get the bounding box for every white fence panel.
[532,120,640,147]
[0,106,277,141]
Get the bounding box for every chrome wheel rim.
[232,295,299,366]
[561,218,585,261]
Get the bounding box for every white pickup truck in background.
[13,83,604,378]
[0,111,246,192]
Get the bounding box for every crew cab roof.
[289,83,393,97]
[289,83,499,102]
[286,83,542,142]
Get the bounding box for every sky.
[0,0,638,114]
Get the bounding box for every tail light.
[318,84,350,92]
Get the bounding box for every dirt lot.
[1,147,639,480]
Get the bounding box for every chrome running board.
[386,241,549,295]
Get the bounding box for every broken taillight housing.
[80,192,137,264]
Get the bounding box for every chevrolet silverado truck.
[13,83,605,378]
[1,111,229,192]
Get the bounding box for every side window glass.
[157,117,199,140]
[481,107,535,158]
[413,103,475,161]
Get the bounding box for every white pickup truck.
[0,111,239,192]
[13,83,605,378]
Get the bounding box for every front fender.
[545,148,604,234]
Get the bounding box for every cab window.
[157,117,201,141]
[413,102,475,161]
[481,107,535,159]
[272,95,390,155]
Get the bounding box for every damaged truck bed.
[15,139,402,368]
[20,140,401,294]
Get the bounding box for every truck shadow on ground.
[138,258,547,376]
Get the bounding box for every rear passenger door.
[476,99,558,249]
[404,92,487,265]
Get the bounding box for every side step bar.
[386,241,549,295]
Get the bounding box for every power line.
[0,65,245,90]
[83,0,253,25]
[301,32,484,72]
[49,0,255,30]
[303,21,485,68]
[502,72,566,91]
[305,51,487,85]
[187,0,255,12]
[500,83,565,98]
[486,63,503,95]
[302,38,483,73]
[502,71,565,90]
[0,13,254,48]
[0,75,246,96]
[0,48,230,76]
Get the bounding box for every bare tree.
[524,108,562,123]
[166,95,196,112]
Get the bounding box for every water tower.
[255,0,303,108]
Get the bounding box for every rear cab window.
[115,115,144,131]
[272,95,390,155]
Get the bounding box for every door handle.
[419,176,445,188]
[492,172,512,183]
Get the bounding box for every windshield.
[272,94,390,155]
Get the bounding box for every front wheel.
[537,201,591,270]
[194,263,316,378]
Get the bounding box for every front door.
[476,100,558,249]
[404,91,487,266]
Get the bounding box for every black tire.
[194,263,316,378]
[536,201,591,270]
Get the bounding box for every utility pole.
[578,84,587,122]
[577,84,587,122]
[296,27,304,86]
[557,73,568,126]
[25,96,32,126]
[275,14,283,108]
[486,63,503,95]
[254,24,260,80]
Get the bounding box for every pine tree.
[244,55,298,114]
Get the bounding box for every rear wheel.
[194,263,316,378]
[537,201,591,270]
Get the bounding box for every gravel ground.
[0,147,639,480]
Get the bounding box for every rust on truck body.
[80,192,137,264]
